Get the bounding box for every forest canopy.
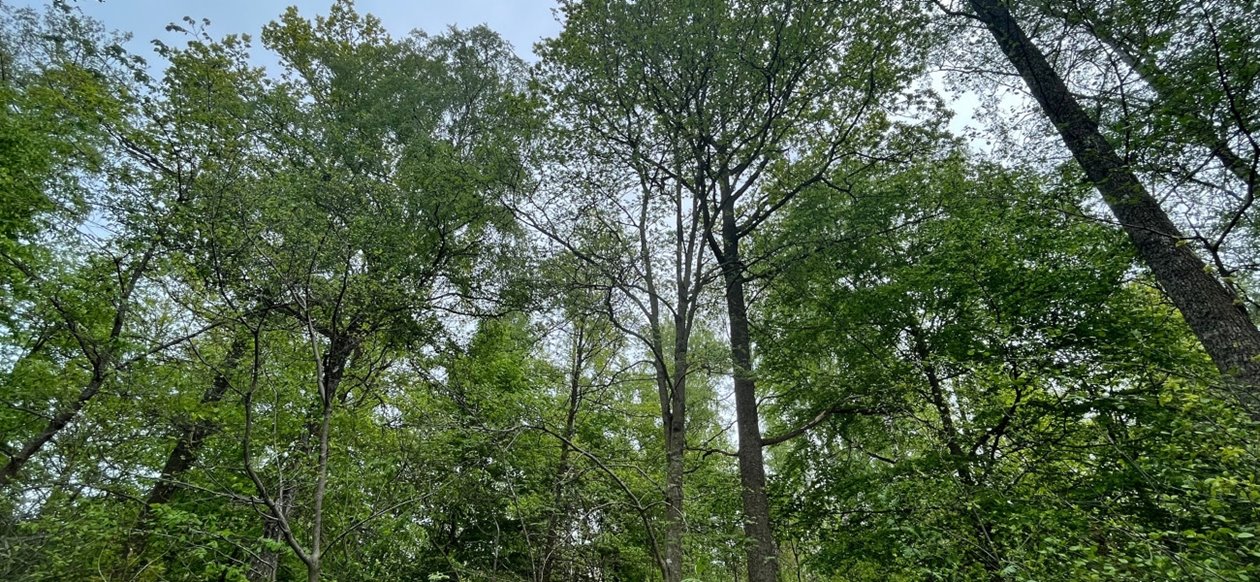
[1,0,1259,580]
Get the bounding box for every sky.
[21,0,987,140]
[62,0,562,63]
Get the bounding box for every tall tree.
[517,106,716,581]
[760,149,1260,580]
[949,0,1260,417]
[540,0,927,578]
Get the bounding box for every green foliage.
[758,149,1260,580]
[2,1,1259,581]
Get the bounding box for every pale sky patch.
[51,0,561,63]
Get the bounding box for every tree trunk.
[540,327,585,582]
[248,483,295,582]
[637,175,700,582]
[0,372,105,487]
[964,0,1260,417]
[719,203,778,582]
[1039,3,1257,186]
[662,338,688,582]
[123,337,248,566]
[912,328,1003,580]
[247,335,353,582]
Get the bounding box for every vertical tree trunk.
[637,175,701,582]
[246,335,353,582]
[662,332,688,582]
[540,326,586,582]
[964,0,1260,417]
[719,203,778,582]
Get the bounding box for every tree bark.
[964,0,1260,417]
[718,202,778,582]
[122,337,247,567]
[635,172,701,582]
[662,331,688,582]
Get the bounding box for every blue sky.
[62,0,561,63]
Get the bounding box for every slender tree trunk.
[637,173,700,582]
[964,0,1260,417]
[912,328,1003,580]
[0,372,104,487]
[651,247,691,582]
[540,327,585,582]
[662,335,688,582]
[718,202,778,582]
[247,335,353,582]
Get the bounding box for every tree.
[539,0,929,578]
[524,72,719,581]
[944,0,1260,418]
[759,147,1260,580]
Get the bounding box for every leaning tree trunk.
[912,327,1004,580]
[1036,2,1257,187]
[122,337,248,569]
[0,370,106,487]
[964,0,1260,418]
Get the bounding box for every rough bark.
[719,202,778,582]
[964,0,1260,417]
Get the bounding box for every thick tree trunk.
[719,204,778,582]
[121,338,247,567]
[965,0,1260,417]
[249,483,295,582]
